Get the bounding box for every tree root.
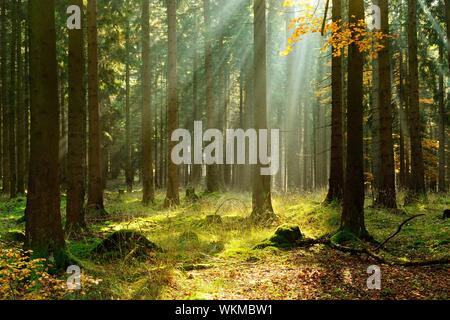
[328,241,450,266]
[301,214,450,267]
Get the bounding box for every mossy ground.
[0,187,449,300]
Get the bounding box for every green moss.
[93,230,162,260]
[330,229,359,245]
[254,224,303,249]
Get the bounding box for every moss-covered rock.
[254,224,304,249]
[0,231,26,243]
[92,230,162,259]
[330,229,359,245]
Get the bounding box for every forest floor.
[0,185,449,300]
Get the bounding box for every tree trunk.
[191,22,202,187]
[9,0,17,198]
[204,0,221,193]
[142,0,155,205]
[437,44,446,192]
[66,0,86,231]
[26,0,66,267]
[87,0,105,212]
[376,0,397,208]
[16,0,25,195]
[125,18,133,193]
[0,0,7,195]
[251,0,275,223]
[285,12,300,191]
[406,0,426,202]
[325,0,344,203]
[444,0,450,191]
[397,50,407,189]
[164,0,180,207]
[341,0,367,238]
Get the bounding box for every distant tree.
[125,6,133,193]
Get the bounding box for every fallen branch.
[375,214,425,251]
[329,239,449,267]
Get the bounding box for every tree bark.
[444,0,450,191]
[341,0,368,237]
[0,0,7,195]
[190,21,202,187]
[164,0,180,207]
[16,0,25,195]
[9,0,17,198]
[325,0,344,203]
[87,0,105,212]
[26,0,66,267]
[251,0,276,223]
[204,0,221,193]
[142,0,155,205]
[405,0,426,202]
[376,0,397,208]
[66,0,86,231]
[125,17,133,193]
[438,44,446,192]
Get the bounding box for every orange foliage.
[281,5,394,59]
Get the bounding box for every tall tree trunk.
[285,12,300,191]
[438,44,446,192]
[405,0,426,202]
[191,23,202,187]
[87,0,105,212]
[16,0,25,195]
[325,0,344,203]
[251,0,275,223]
[444,0,450,191]
[398,50,407,189]
[341,0,367,238]
[371,43,381,198]
[125,18,133,193]
[142,0,155,205]
[66,0,86,231]
[0,0,6,194]
[26,0,66,267]
[59,70,67,188]
[23,23,30,187]
[164,0,180,206]
[376,0,397,208]
[204,0,221,193]
[9,0,17,198]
